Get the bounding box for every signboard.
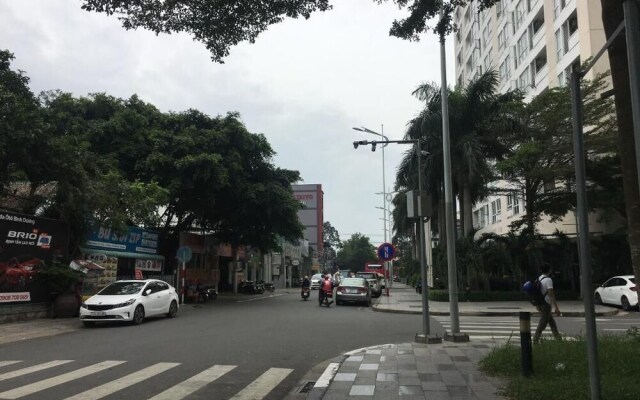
[84,225,159,254]
[0,211,69,302]
[176,246,192,263]
[134,268,143,280]
[135,259,162,272]
[377,243,396,262]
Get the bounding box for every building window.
[507,193,521,215]
[514,0,526,32]
[518,67,531,92]
[500,56,511,81]
[513,196,520,215]
[482,205,489,227]
[517,32,529,65]
[568,13,579,37]
[554,0,567,20]
[555,28,565,61]
[491,199,502,224]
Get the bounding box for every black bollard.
[519,311,533,377]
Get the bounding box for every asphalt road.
[0,290,426,400]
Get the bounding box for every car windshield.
[99,282,146,295]
[340,278,365,287]
[356,273,376,279]
[311,274,323,280]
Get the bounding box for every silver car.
[310,273,324,290]
[336,277,371,306]
[355,272,382,297]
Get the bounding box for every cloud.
[0,0,455,244]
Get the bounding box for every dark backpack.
[522,277,548,306]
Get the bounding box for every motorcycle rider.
[319,274,334,305]
[301,275,310,297]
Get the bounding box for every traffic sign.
[176,246,193,263]
[377,242,396,261]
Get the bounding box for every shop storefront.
[79,225,164,298]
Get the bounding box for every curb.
[371,305,620,317]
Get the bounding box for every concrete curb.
[371,304,620,317]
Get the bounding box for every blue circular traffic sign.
[377,242,395,261]
[176,246,192,263]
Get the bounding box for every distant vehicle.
[355,272,382,297]
[79,279,179,326]
[364,262,384,277]
[336,277,371,306]
[594,275,637,311]
[310,273,323,290]
[0,256,45,288]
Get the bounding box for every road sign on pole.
[377,243,395,262]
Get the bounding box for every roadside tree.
[335,233,377,272]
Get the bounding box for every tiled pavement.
[308,340,507,400]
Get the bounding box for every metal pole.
[381,125,390,290]
[439,10,463,339]
[624,0,640,193]
[519,312,533,377]
[417,138,430,336]
[570,66,601,400]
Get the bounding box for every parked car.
[336,277,371,306]
[310,273,323,290]
[79,279,179,326]
[594,275,638,311]
[355,272,382,297]
[0,256,45,288]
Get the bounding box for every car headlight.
[80,303,88,309]
[114,299,136,308]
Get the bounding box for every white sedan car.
[80,279,179,326]
[594,275,638,311]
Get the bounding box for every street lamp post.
[353,138,441,344]
[353,126,391,290]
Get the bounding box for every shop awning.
[79,247,165,261]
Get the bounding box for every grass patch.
[479,328,640,400]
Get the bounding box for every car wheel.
[167,301,178,318]
[82,321,95,328]
[594,293,602,305]
[622,296,631,311]
[132,305,145,325]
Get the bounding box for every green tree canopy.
[335,233,377,272]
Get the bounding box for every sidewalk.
[308,283,619,400]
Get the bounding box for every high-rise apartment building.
[453,0,620,237]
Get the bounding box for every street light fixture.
[352,138,440,344]
[353,126,390,287]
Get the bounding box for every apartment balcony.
[534,64,548,88]
[568,31,579,52]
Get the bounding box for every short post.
[519,312,533,377]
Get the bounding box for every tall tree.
[495,72,618,232]
[80,0,332,62]
[335,233,377,272]
[322,221,341,260]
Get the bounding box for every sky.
[0,0,454,246]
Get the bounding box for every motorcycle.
[197,285,217,302]
[238,280,257,294]
[319,287,333,307]
[262,281,275,292]
[301,287,310,301]
[255,281,265,294]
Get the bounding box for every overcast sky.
[1,0,454,246]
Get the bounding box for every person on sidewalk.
[533,263,562,343]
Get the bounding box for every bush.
[35,262,84,294]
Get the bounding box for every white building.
[453,0,621,238]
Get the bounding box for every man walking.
[533,263,562,343]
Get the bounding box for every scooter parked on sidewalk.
[261,281,275,292]
[301,287,310,301]
[197,285,217,302]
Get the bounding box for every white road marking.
[0,361,126,399]
[229,368,293,400]
[0,362,21,369]
[313,363,340,388]
[147,365,236,400]
[236,294,284,303]
[64,362,180,400]
[0,360,73,381]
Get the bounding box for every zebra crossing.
[0,360,293,400]
[434,315,522,339]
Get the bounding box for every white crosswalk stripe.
[64,362,180,400]
[147,365,236,400]
[435,316,521,338]
[0,361,73,382]
[0,360,126,399]
[229,368,293,400]
[0,361,293,400]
